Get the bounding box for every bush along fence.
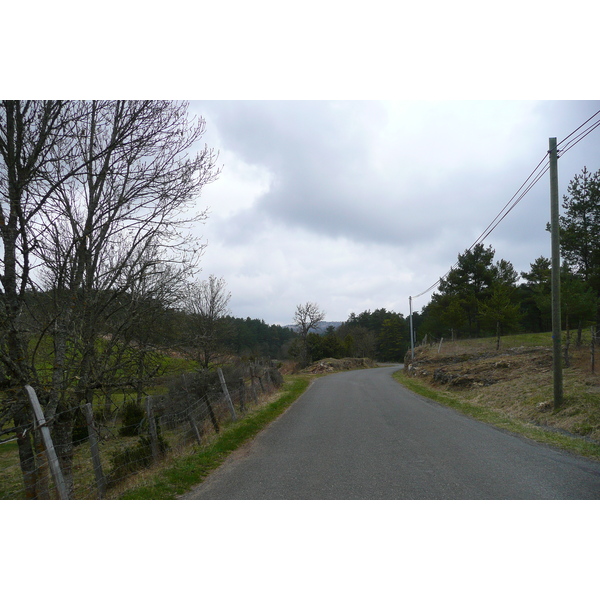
[0,361,284,500]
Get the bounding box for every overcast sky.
[186,100,600,325]
[9,3,600,329]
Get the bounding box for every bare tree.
[1,100,220,497]
[0,101,96,498]
[185,275,231,369]
[293,301,326,365]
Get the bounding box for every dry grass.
[0,381,289,500]
[405,334,600,444]
[105,383,291,499]
[302,357,378,374]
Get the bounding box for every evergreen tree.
[557,166,600,324]
[478,284,522,350]
[420,244,520,340]
[560,265,597,347]
[377,316,405,361]
[322,326,344,358]
[436,244,498,337]
[519,257,552,333]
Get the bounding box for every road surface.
[182,366,600,499]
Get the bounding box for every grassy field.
[397,330,600,461]
[0,371,313,500]
[0,351,231,499]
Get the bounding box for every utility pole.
[549,137,563,409]
[409,296,415,360]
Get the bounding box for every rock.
[433,369,454,385]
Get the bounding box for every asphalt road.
[182,366,600,499]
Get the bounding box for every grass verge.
[394,369,600,461]
[118,375,311,499]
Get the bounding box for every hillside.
[400,333,600,454]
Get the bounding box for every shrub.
[119,401,145,437]
[108,435,169,482]
[72,408,93,446]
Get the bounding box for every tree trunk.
[15,418,38,499]
[103,391,113,420]
[564,315,571,368]
[52,412,75,499]
[496,320,501,351]
[204,396,219,433]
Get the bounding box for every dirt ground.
[404,341,600,443]
[301,357,378,374]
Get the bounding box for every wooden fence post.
[24,385,69,500]
[146,396,161,462]
[203,396,220,433]
[238,377,246,413]
[83,403,107,499]
[592,326,596,374]
[217,368,237,421]
[264,366,272,389]
[253,363,265,393]
[188,412,203,445]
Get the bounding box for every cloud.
[196,101,545,247]
[189,100,600,323]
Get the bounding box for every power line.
[557,110,600,148]
[558,117,600,155]
[411,156,550,300]
[466,155,549,252]
[410,111,600,302]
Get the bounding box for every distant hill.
[284,321,344,335]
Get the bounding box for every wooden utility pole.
[549,137,564,409]
[409,296,415,361]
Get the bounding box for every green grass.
[118,375,311,499]
[448,329,595,351]
[0,440,18,455]
[394,370,600,461]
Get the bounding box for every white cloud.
[189,100,600,324]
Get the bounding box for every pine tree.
[558,166,600,325]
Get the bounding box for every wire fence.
[0,361,284,500]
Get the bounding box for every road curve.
[181,366,600,500]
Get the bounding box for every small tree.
[478,284,522,350]
[185,275,231,368]
[1,100,220,498]
[560,266,597,356]
[322,325,344,359]
[293,302,325,365]
[519,256,552,333]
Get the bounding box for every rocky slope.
[404,341,600,443]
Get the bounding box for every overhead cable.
[557,110,600,148]
[410,110,600,301]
